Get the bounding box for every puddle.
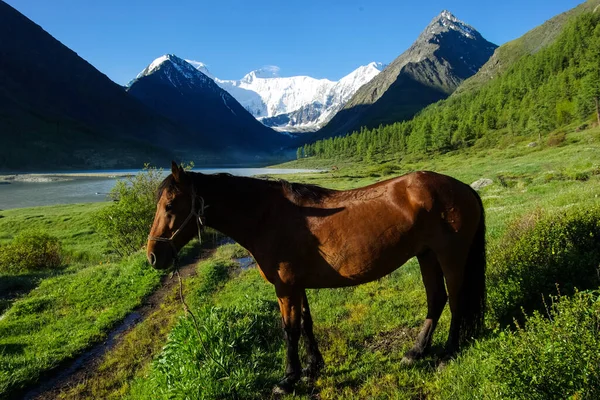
[234,257,256,269]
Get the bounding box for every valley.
[1,0,600,399]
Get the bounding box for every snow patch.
[221,92,237,116]
[187,61,385,131]
[427,10,477,40]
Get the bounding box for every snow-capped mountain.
[127,54,286,153]
[185,61,385,133]
[134,54,217,91]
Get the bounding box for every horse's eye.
[165,203,173,212]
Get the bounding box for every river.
[0,168,320,210]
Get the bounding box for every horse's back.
[290,171,481,288]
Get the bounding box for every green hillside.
[457,0,600,94]
[300,4,600,161]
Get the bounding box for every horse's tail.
[459,187,487,345]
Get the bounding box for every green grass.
[0,253,160,395]
[0,202,110,264]
[431,290,600,400]
[126,248,266,399]
[0,202,165,398]
[53,243,223,400]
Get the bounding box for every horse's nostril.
[149,252,157,266]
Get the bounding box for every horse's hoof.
[437,360,448,371]
[400,356,416,366]
[272,384,291,396]
[272,374,299,395]
[401,348,422,366]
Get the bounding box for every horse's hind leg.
[301,290,324,378]
[402,249,447,365]
[437,247,470,359]
[273,286,303,395]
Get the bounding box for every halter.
[148,187,209,255]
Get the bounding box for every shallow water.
[0,168,320,210]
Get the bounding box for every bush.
[546,131,566,147]
[92,165,165,257]
[487,206,600,326]
[0,231,62,273]
[431,291,600,400]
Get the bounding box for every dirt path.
[22,248,210,400]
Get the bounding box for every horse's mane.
[279,179,336,204]
[202,172,337,204]
[157,172,336,204]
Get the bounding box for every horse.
[147,162,486,394]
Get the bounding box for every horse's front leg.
[301,290,324,378]
[273,286,302,395]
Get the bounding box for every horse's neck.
[194,173,279,251]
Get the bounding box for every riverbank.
[0,172,134,183]
[0,167,324,210]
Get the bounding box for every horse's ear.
[171,161,180,181]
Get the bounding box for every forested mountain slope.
[300,5,600,161]
[456,0,600,94]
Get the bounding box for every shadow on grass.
[0,343,27,356]
[0,271,56,314]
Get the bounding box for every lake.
[0,168,321,210]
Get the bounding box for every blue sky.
[7,0,583,84]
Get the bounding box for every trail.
[22,248,209,400]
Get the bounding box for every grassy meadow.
[0,126,599,398]
[0,203,165,396]
[125,126,599,399]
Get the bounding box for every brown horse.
[147,162,486,394]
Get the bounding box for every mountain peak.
[366,61,386,71]
[439,10,459,22]
[425,10,478,40]
[137,54,192,77]
[242,65,281,83]
[132,54,212,89]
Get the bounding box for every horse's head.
[147,161,202,270]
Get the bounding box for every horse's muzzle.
[148,252,157,266]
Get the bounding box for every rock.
[527,142,538,147]
[471,178,493,191]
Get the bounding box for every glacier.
[185,60,386,133]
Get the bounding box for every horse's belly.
[301,201,424,288]
[302,244,416,289]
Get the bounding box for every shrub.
[431,291,600,400]
[487,206,600,326]
[546,131,566,147]
[92,165,165,257]
[0,231,62,273]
